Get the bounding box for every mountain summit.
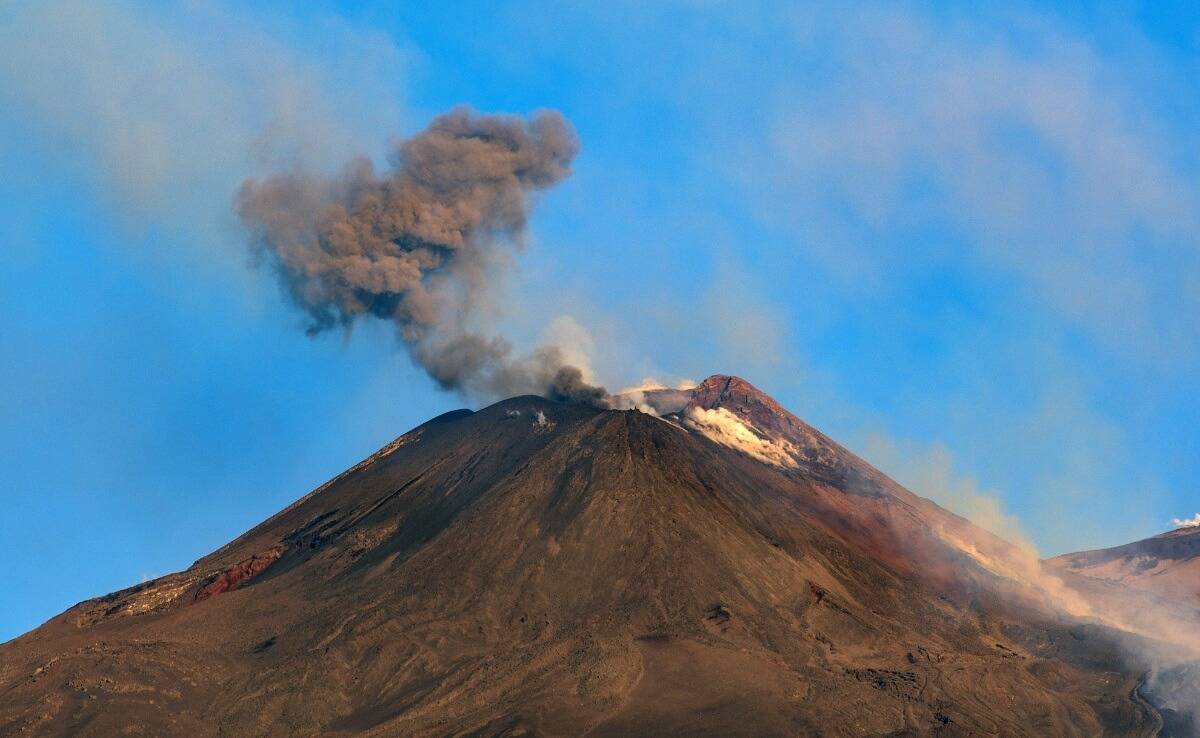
[0,376,1178,735]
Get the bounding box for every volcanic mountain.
[0,376,1183,735]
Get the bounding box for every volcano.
[0,376,1179,735]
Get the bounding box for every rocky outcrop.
[193,546,285,603]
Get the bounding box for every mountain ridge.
[1049,525,1200,615]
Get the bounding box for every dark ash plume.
[238,105,607,405]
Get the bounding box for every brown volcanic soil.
[0,376,1167,736]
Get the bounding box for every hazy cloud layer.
[863,433,1035,553]
[743,4,1200,362]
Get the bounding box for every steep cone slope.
[0,376,1167,735]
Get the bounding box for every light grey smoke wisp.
[238,106,607,406]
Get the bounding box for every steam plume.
[1172,512,1200,528]
[238,105,606,405]
[683,406,800,468]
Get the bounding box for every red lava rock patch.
[194,547,286,603]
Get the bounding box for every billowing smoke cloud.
[1171,513,1200,528]
[238,105,607,405]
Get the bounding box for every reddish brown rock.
[193,547,285,603]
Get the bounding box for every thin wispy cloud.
[744,4,1200,362]
[0,0,407,273]
[863,433,1036,553]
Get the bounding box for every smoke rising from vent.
[238,105,607,405]
[1172,513,1200,528]
[683,406,800,468]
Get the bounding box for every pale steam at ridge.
[683,406,800,469]
[1172,513,1200,528]
[239,105,607,405]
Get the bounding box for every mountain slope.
[1050,526,1200,611]
[0,376,1166,735]
[1049,528,1200,736]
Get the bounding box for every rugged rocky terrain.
[0,376,1186,735]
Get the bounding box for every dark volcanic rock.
[0,377,1170,735]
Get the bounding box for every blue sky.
[2,0,1199,642]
